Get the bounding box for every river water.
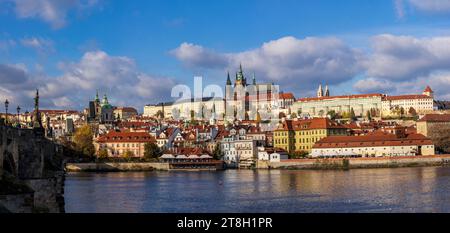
[65,167,450,213]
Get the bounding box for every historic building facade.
[381,86,435,116]
[311,132,435,157]
[274,118,348,153]
[144,65,294,122]
[293,84,435,118]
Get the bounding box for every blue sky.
[2,0,450,111]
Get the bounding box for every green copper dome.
[101,94,113,109]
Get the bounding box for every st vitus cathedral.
[224,64,279,121]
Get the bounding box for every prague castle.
[144,65,296,121]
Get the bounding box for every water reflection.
[65,167,450,213]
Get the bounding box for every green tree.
[144,142,162,160]
[212,143,222,160]
[400,107,405,117]
[123,150,134,161]
[327,110,337,120]
[290,151,309,159]
[366,110,372,121]
[318,110,325,117]
[156,110,164,119]
[350,108,357,121]
[98,149,109,160]
[73,124,95,157]
[290,112,297,119]
[408,107,417,116]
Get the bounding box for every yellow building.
[274,118,348,153]
[274,123,296,153]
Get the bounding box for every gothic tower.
[317,84,324,98]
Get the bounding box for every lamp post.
[5,99,9,124]
[17,105,21,127]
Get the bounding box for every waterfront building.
[274,118,348,153]
[311,131,435,157]
[94,131,156,158]
[257,147,289,162]
[220,136,258,168]
[416,114,450,137]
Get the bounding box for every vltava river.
[65,167,450,213]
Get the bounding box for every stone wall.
[266,155,450,169]
[0,125,65,213]
[66,162,170,172]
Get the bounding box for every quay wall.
[66,162,170,172]
[266,155,450,170]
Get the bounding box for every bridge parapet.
[0,125,65,213]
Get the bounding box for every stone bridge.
[0,123,65,213]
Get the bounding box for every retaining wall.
[66,162,170,172]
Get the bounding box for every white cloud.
[0,51,177,111]
[20,37,54,54]
[8,0,100,29]
[395,0,450,18]
[365,34,450,80]
[353,78,395,93]
[171,42,229,69]
[172,36,364,91]
[408,0,450,13]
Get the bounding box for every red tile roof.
[298,93,383,102]
[114,107,138,112]
[279,93,295,99]
[96,131,156,143]
[383,94,432,101]
[276,118,347,131]
[424,86,433,93]
[313,133,433,149]
[418,114,450,122]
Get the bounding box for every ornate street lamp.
[17,105,21,126]
[5,99,9,124]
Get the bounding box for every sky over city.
[2,0,450,111]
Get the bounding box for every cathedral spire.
[226,71,231,85]
[324,84,330,97]
[252,72,256,85]
[317,84,324,98]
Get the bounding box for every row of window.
[105,143,141,148]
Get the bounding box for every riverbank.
[67,155,450,172]
[65,162,170,172]
[263,155,450,170]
